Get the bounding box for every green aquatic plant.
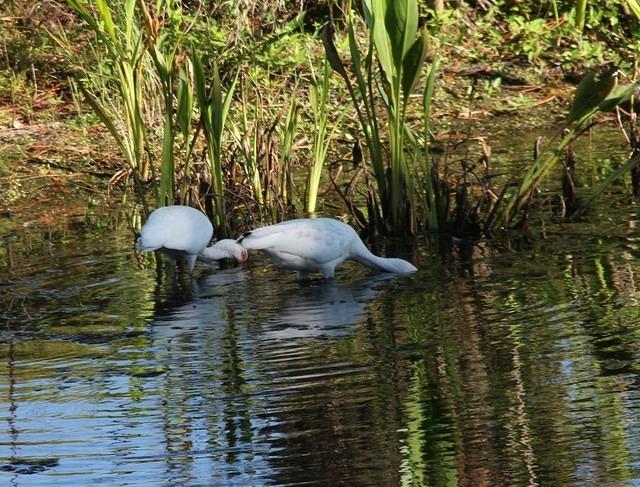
[230,77,300,224]
[139,0,182,208]
[491,71,638,231]
[192,53,238,237]
[279,91,299,215]
[61,0,194,212]
[64,0,148,186]
[305,60,338,214]
[322,0,429,235]
[366,0,427,233]
[418,55,441,232]
[230,82,264,210]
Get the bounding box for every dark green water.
[2,126,640,485]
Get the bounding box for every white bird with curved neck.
[237,217,417,279]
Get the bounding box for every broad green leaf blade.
[96,0,117,43]
[369,0,396,84]
[566,69,616,124]
[191,50,210,127]
[401,27,427,99]
[320,26,349,80]
[362,0,374,28]
[211,61,223,138]
[125,0,136,52]
[423,54,439,139]
[597,83,638,113]
[159,117,175,206]
[347,18,369,100]
[177,70,193,137]
[386,0,418,65]
[627,0,640,19]
[220,70,239,135]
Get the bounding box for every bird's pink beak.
[241,249,249,263]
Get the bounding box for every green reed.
[231,77,300,223]
[192,54,237,237]
[230,83,264,208]
[279,92,299,214]
[62,0,197,212]
[419,55,441,232]
[322,0,429,234]
[305,60,336,214]
[65,0,147,183]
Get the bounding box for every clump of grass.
[305,59,342,214]
[322,0,429,235]
[192,54,238,236]
[56,0,153,210]
[56,0,241,229]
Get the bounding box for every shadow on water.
[3,123,640,485]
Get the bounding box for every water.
[3,131,640,485]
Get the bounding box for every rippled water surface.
[3,134,640,485]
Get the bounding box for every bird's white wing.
[240,218,354,264]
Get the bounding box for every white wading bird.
[137,205,248,272]
[237,217,417,279]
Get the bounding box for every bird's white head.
[390,258,418,274]
[200,239,249,263]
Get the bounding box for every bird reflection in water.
[259,274,398,340]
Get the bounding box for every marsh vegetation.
[2,0,639,238]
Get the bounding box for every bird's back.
[241,219,354,260]
[137,206,213,255]
[239,218,357,277]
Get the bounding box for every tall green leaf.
[626,0,640,19]
[402,28,428,103]
[566,69,616,125]
[367,0,396,84]
[176,69,193,138]
[386,0,419,67]
[320,26,348,81]
[95,0,117,44]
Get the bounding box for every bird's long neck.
[199,239,248,262]
[349,239,394,271]
[348,237,417,274]
[200,241,235,260]
[200,246,228,260]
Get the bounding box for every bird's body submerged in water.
[238,217,417,279]
[137,205,247,271]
